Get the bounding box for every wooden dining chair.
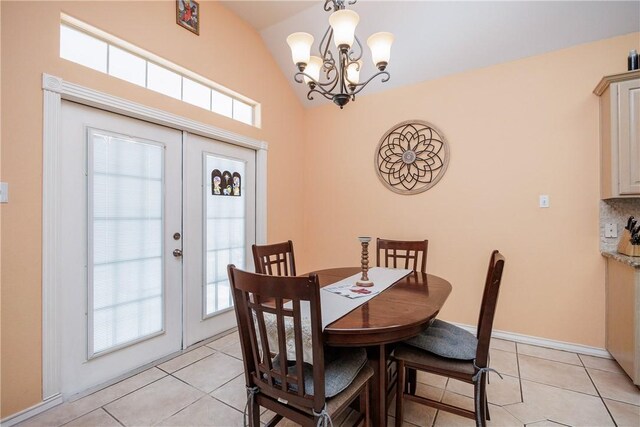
[376,238,429,396]
[227,265,372,427]
[376,238,428,273]
[393,250,506,427]
[252,240,297,276]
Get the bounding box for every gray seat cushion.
[393,343,476,376]
[273,347,368,398]
[404,319,477,360]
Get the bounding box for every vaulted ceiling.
[221,1,640,107]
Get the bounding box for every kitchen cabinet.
[604,254,640,385]
[595,71,640,199]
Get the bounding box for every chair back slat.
[475,250,506,367]
[228,265,325,412]
[252,241,297,276]
[292,299,305,396]
[377,238,429,273]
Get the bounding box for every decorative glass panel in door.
[205,156,246,316]
[183,133,256,347]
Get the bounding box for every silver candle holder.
[356,236,374,287]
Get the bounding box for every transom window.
[59,15,259,127]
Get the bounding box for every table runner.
[319,267,412,329]
[261,267,412,363]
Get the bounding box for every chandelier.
[286,0,394,108]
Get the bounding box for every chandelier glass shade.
[286,0,394,108]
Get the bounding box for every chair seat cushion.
[273,347,368,398]
[393,343,476,376]
[404,319,477,360]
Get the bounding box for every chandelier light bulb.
[329,9,359,50]
[367,32,394,70]
[304,56,323,85]
[346,60,363,87]
[286,32,314,69]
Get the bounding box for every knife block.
[617,229,640,257]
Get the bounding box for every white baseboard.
[1,394,63,427]
[450,322,612,359]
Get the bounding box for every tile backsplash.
[600,198,640,252]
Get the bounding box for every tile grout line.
[518,352,586,368]
[157,348,218,375]
[583,368,619,427]
[155,394,214,426]
[100,406,126,427]
[515,342,525,404]
[209,395,245,416]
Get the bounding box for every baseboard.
[450,322,612,359]
[1,394,63,427]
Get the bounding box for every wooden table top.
[312,267,452,346]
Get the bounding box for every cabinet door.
[618,79,640,195]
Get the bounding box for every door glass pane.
[205,155,246,316]
[90,131,164,355]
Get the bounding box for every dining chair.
[393,250,506,427]
[252,240,297,276]
[376,238,429,396]
[227,265,372,427]
[376,238,428,273]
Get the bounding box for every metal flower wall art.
[375,120,450,195]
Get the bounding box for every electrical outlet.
[0,182,7,203]
[539,195,549,208]
[605,223,618,238]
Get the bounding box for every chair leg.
[395,360,405,427]
[362,381,370,427]
[406,367,417,395]
[250,398,260,427]
[485,391,491,421]
[474,375,488,427]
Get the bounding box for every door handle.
[173,249,183,258]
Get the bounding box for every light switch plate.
[539,194,549,208]
[0,182,8,203]
[605,223,618,238]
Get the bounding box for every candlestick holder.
[356,236,374,287]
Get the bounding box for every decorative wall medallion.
[375,120,450,195]
[211,169,241,196]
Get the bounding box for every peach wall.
[300,33,640,348]
[0,1,305,417]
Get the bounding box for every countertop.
[602,251,640,268]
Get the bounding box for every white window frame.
[60,14,261,128]
[41,73,267,403]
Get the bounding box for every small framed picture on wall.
[176,0,200,35]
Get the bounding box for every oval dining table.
[310,267,452,427]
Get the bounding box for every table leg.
[367,344,387,427]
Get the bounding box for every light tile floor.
[19,333,640,427]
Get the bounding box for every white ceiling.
[222,1,640,107]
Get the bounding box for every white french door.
[59,102,256,396]
[60,101,183,396]
[183,133,256,347]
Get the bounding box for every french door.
[59,101,256,397]
[183,134,256,346]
